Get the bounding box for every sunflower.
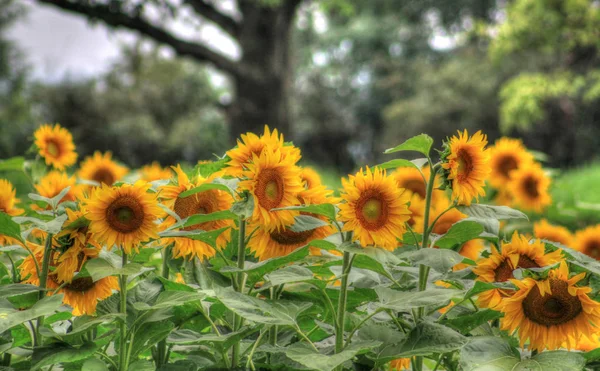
[139,162,173,182]
[225,125,301,177]
[33,124,77,170]
[85,181,161,253]
[573,333,600,351]
[488,137,534,189]
[534,219,572,247]
[248,183,336,260]
[501,261,600,351]
[413,195,466,235]
[34,171,82,207]
[392,166,433,199]
[389,358,411,370]
[160,165,234,260]
[507,163,551,213]
[453,239,485,271]
[338,167,411,251]
[238,149,304,232]
[473,232,563,309]
[0,179,24,216]
[574,225,600,260]
[300,167,323,190]
[78,151,128,186]
[441,130,490,205]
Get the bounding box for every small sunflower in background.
[392,166,428,199]
[0,179,24,216]
[473,232,563,309]
[501,261,600,351]
[85,181,161,253]
[34,171,82,207]
[389,358,411,370]
[534,219,572,247]
[78,151,129,186]
[139,161,173,182]
[440,130,490,205]
[338,167,411,251]
[33,123,78,170]
[300,166,323,190]
[574,224,600,260]
[225,125,300,177]
[507,162,551,213]
[160,165,234,261]
[239,148,304,232]
[488,137,534,189]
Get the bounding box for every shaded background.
[2,0,600,174]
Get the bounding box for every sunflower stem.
[35,232,53,347]
[231,217,246,368]
[335,250,353,358]
[119,251,129,371]
[156,245,172,367]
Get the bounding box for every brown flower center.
[270,228,315,245]
[522,278,582,326]
[584,241,600,260]
[47,140,61,157]
[522,176,540,198]
[498,155,518,178]
[64,277,96,292]
[92,167,116,185]
[106,196,144,233]
[174,192,217,231]
[494,255,540,282]
[356,189,388,230]
[457,149,474,181]
[401,179,426,198]
[255,168,284,210]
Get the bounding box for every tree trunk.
[227,1,298,140]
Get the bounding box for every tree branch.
[35,0,247,78]
[183,0,240,39]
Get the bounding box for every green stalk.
[335,251,352,354]
[156,245,172,367]
[119,252,129,371]
[269,287,278,347]
[35,232,54,346]
[231,217,246,368]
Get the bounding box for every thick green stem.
[269,287,278,346]
[119,252,129,371]
[231,217,246,368]
[35,232,54,346]
[335,251,352,354]
[156,246,172,367]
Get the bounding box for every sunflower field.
[2,124,600,371]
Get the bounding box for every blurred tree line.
[1,0,599,170]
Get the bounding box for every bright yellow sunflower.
[85,181,161,253]
[33,123,77,170]
[160,165,234,260]
[139,162,173,182]
[225,125,301,177]
[534,219,572,247]
[501,261,600,351]
[0,179,24,216]
[488,137,534,189]
[389,358,411,370]
[473,232,563,309]
[238,149,304,232]
[338,167,411,251]
[300,166,323,190]
[441,130,490,205]
[392,166,434,199]
[507,163,551,213]
[78,151,129,186]
[572,333,600,351]
[34,171,82,208]
[574,225,600,260]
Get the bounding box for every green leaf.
[132,291,203,311]
[463,281,514,301]
[378,322,466,359]
[84,258,149,281]
[527,351,585,371]
[273,203,337,221]
[158,227,230,249]
[168,326,261,350]
[39,314,124,339]
[195,157,228,178]
[130,321,175,360]
[216,288,312,325]
[0,295,65,333]
[375,287,461,311]
[384,134,434,156]
[31,342,97,370]
[459,336,520,371]
[548,242,600,276]
[0,212,24,243]
[179,183,234,198]
[183,210,237,228]
[289,215,329,232]
[458,204,528,221]
[81,358,110,371]
[285,341,381,371]
[0,157,25,172]
[433,221,484,249]
[13,214,68,234]
[399,249,464,273]
[263,265,320,288]
[230,196,254,219]
[442,309,502,334]
[0,284,41,298]
[374,159,418,170]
